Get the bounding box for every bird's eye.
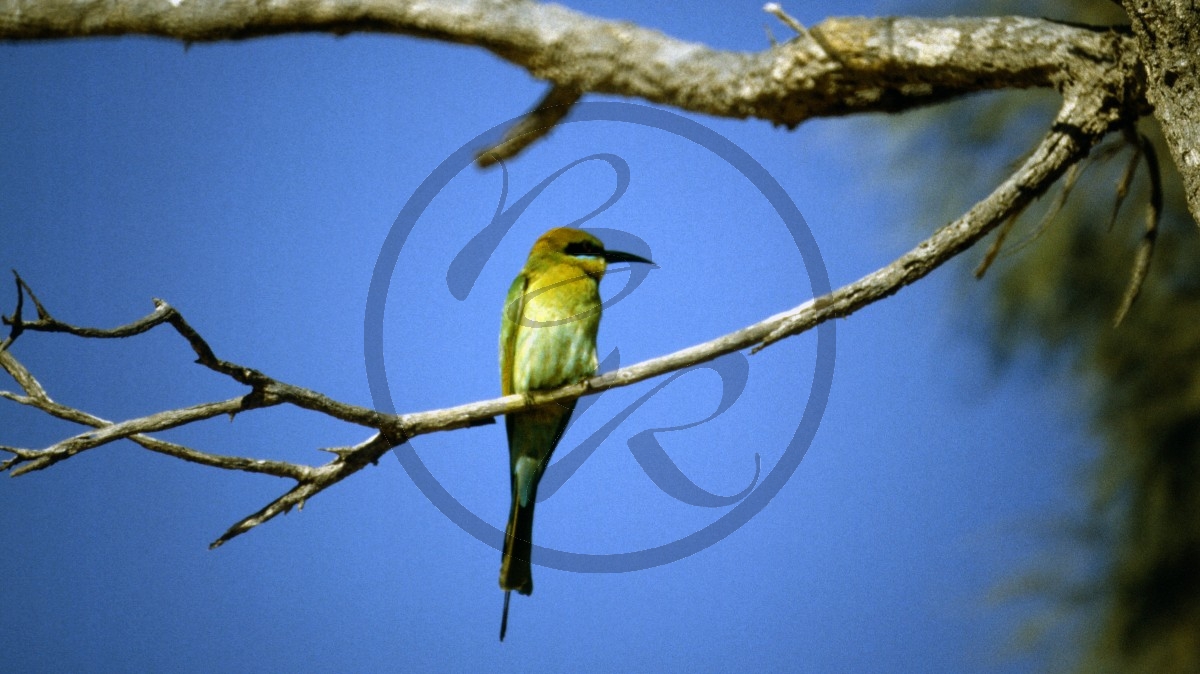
[563,241,601,258]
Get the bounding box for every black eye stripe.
[563,241,602,256]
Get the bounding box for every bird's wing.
[499,272,527,397]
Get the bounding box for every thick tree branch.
[0,1,1136,129]
[1123,0,1200,223]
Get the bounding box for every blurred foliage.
[894,0,1200,671]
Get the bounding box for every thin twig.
[763,3,810,38]
[1108,136,1143,231]
[974,208,1023,279]
[996,160,1084,261]
[0,352,308,479]
[0,271,24,351]
[210,433,393,548]
[7,396,274,477]
[1113,133,1162,327]
[3,285,388,430]
[476,85,583,168]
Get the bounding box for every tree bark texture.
[1124,0,1200,220]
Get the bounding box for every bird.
[498,227,654,641]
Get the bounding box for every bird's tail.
[499,489,536,596]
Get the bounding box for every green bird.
[498,227,654,641]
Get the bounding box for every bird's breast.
[511,269,601,393]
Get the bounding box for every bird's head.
[529,227,655,278]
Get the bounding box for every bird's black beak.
[602,250,656,266]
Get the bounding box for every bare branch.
[973,210,1022,279]
[978,133,1130,279]
[763,3,810,41]
[0,272,23,351]
[0,445,39,473]
[0,288,375,544]
[1114,132,1163,327]
[994,161,1086,263]
[0,1,1139,547]
[0,337,49,404]
[476,85,583,167]
[1037,162,1085,238]
[0,352,309,480]
[212,480,327,549]
[0,1,1138,134]
[360,94,1122,440]
[7,396,270,477]
[1108,138,1143,231]
[3,287,389,430]
[753,103,1108,350]
[0,79,1122,545]
[210,433,393,548]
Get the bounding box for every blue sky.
[1,1,1094,671]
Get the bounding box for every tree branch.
[1123,0,1200,224]
[1113,131,1163,327]
[475,84,582,167]
[0,349,315,483]
[2,66,1122,545]
[0,0,1145,547]
[0,1,1138,139]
